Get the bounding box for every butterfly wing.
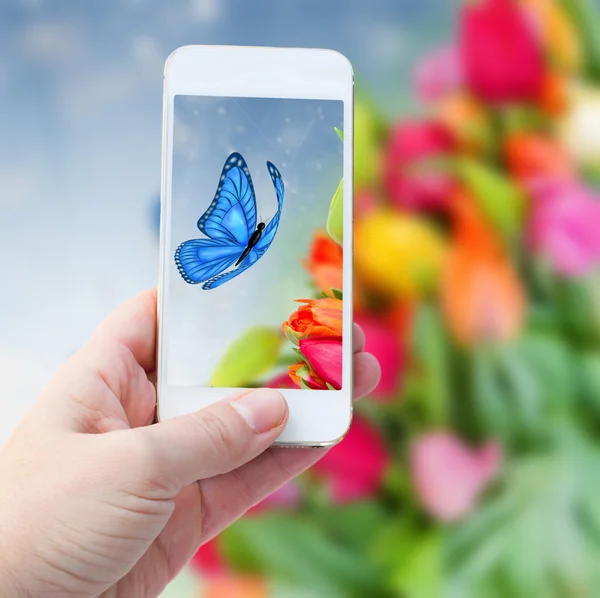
[202,162,285,289]
[175,238,243,284]
[197,153,258,246]
[202,249,259,290]
[254,161,285,257]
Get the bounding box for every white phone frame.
[157,45,354,447]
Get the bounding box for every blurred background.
[4,0,600,596]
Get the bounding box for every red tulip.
[312,417,389,501]
[299,336,343,390]
[460,0,544,103]
[410,431,502,522]
[355,313,405,401]
[527,179,600,277]
[383,120,455,211]
[191,537,227,577]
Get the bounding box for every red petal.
[299,336,343,390]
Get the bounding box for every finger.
[91,288,157,373]
[353,352,380,398]
[199,350,381,540]
[353,323,365,353]
[79,339,157,430]
[199,445,320,540]
[129,389,288,492]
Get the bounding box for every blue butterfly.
[174,152,284,289]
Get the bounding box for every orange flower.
[441,189,525,346]
[203,577,269,598]
[303,230,343,292]
[288,361,327,390]
[537,71,569,116]
[505,132,574,181]
[289,361,327,390]
[282,297,343,345]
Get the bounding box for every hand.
[0,289,380,598]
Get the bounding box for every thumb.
[131,389,288,491]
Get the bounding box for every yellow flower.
[522,0,582,73]
[355,209,448,299]
[559,83,600,167]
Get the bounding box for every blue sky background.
[0,0,457,439]
[167,96,343,386]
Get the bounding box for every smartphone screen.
[164,95,344,390]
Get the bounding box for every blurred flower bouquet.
[184,0,600,595]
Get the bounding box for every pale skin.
[0,289,380,597]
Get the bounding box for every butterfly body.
[236,222,265,266]
[175,153,284,289]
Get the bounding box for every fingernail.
[231,389,287,433]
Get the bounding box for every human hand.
[0,289,380,598]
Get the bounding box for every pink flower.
[298,336,343,390]
[312,417,389,501]
[355,314,404,401]
[527,179,600,277]
[410,432,502,522]
[383,120,455,211]
[414,46,462,102]
[248,481,301,515]
[460,0,544,103]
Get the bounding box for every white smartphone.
[156,45,353,447]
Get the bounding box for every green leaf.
[470,334,574,443]
[448,442,600,598]
[331,287,343,300]
[326,382,336,390]
[390,531,442,598]
[312,502,387,555]
[410,305,450,426]
[555,277,600,347]
[220,515,385,598]
[327,178,344,245]
[471,349,512,442]
[210,326,282,386]
[513,334,574,412]
[577,352,600,416]
[455,158,525,240]
[300,378,312,390]
[334,127,344,141]
[354,100,383,188]
[291,347,310,367]
[495,344,543,429]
